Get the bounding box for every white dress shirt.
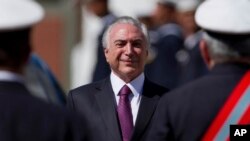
[110,72,145,125]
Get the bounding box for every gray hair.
[102,16,150,49]
[202,32,250,64]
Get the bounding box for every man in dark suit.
[144,0,250,140]
[0,0,85,141]
[68,16,168,141]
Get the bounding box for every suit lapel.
[131,79,161,141]
[94,79,122,141]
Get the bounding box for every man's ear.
[104,48,109,62]
[104,48,108,55]
[199,39,213,70]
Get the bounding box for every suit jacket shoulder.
[143,78,169,97]
[67,78,109,110]
[67,78,119,141]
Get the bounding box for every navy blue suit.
[177,31,208,86]
[145,63,250,141]
[145,23,183,89]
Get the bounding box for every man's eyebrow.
[114,39,126,43]
[113,38,143,43]
[132,39,143,42]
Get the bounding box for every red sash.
[202,71,250,141]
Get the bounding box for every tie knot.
[119,85,131,96]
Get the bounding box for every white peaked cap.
[195,0,250,34]
[134,3,155,18]
[0,0,44,31]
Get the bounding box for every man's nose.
[125,43,133,55]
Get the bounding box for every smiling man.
[67,16,168,141]
[104,20,148,82]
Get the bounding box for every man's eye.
[115,43,122,47]
[115,42,126,47]
[116,43,122,46]
[132,42,142,48]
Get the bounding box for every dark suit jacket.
[0,81,85,141]
[145,63,250,141]
[67,77,168,141]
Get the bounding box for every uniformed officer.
[145,0,184,89]
[175,0,208,85]
[144,0,250,140]
[0,0,85,140]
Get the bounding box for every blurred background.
[31,0,206,97]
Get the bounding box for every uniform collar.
[0,70,24,83]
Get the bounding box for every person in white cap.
[144,0,250,140]
[0,0,86,141]
[145,0,184,89]
[175,0,209,85]
[88,0,117,82]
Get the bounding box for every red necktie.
[117,85,133,141]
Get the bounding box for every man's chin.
[121,66,136,73]
[122,68,141,77]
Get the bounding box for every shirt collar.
[110,72,145,97]
[0,70,24,83]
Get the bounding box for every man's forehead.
[110,23,143,38]
[111,23,141,33]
